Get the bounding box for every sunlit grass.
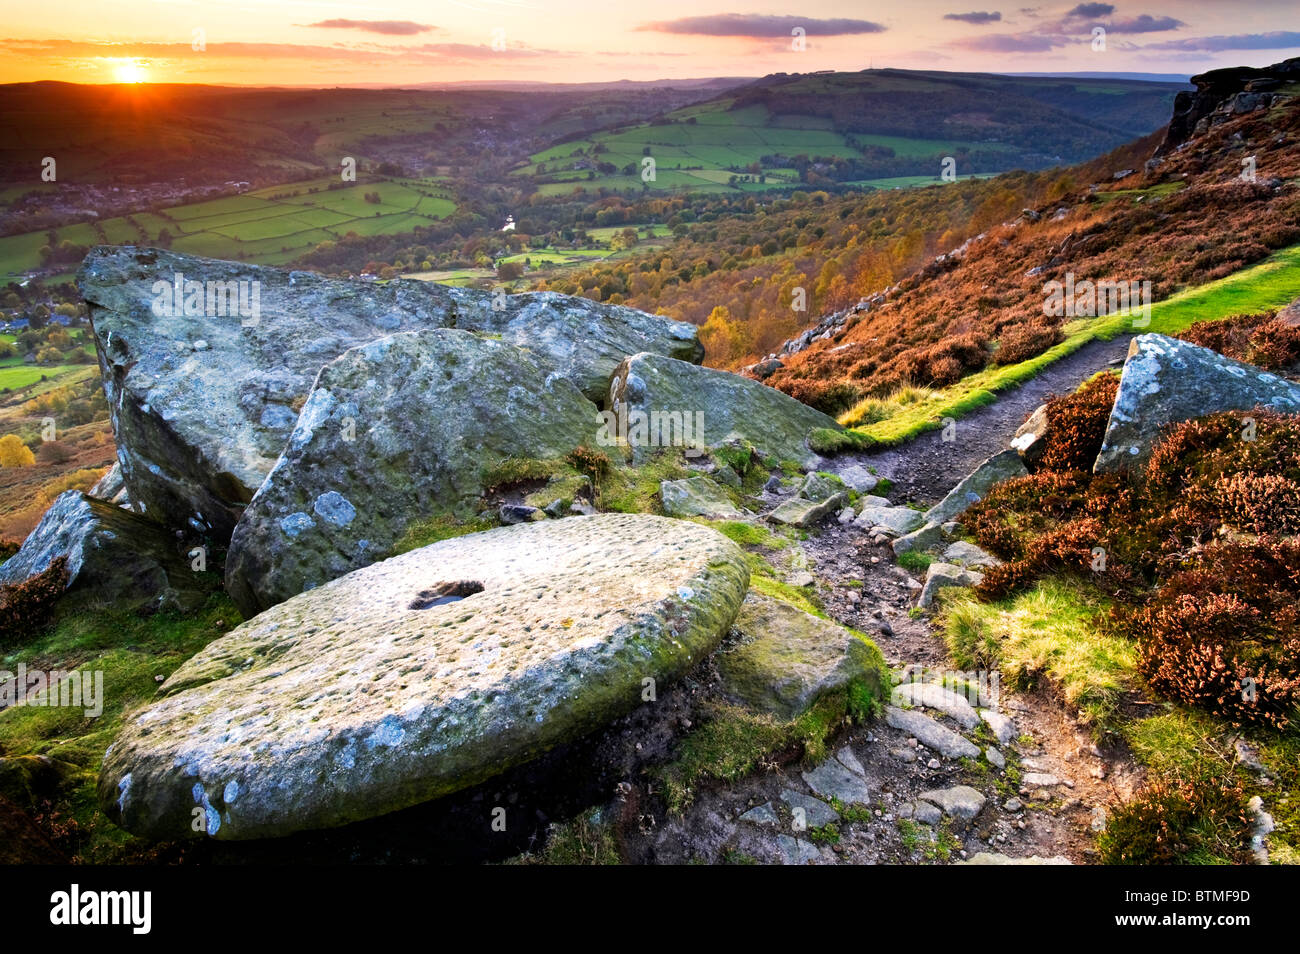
[939,576,1135,728]
[839,243,1300,444]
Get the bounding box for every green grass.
[841,243,1300,442]
[897,550,935,572]
[748,566,824,617]
[525,97,1011,196]
[713,520,786,549]
[0,362,96,393]
[507,807,621,865]
[939,576,1135,728]
[0,589,239,861]
[0,175,458,282]
[1122,710,1300,865]
[656,674,885,815]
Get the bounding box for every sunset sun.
[113,60,148,84]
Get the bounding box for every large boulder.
[100,514,749,841]
[224,329,600,617]
[608,353,841,468]
[718,593,886,719]
[1096,334,1300,473]
[77,246,700,539]
[0,491,205,612]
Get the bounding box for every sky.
[1,1,1298,87]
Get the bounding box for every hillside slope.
[758,58,1300,412]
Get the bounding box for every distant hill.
[532,59,1300,412]
[521,67,1186,195]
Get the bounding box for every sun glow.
[113,60,149,84]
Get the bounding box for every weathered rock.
[609,352,840,467]
[912,800,943,826]
[798,472,845,503]
[223,329,599,616]
[893,682,979,729]
[781,789,839,828]
[918,785,986,824]
[855,505,925,536]
[0,491,205,612]
[802,759,871,805]
[499,504,546,525]
[1023,772,1064,788]
[101,514,749,841]
[718,592,886,720]
[891,521,943,556]
[918,562,984,609]
[660,476,741,519]
[885,706,980,759]
[836,746,866,776]
[739,802,779,827]
[766,492,847,527]
[89,462,128,505]
[1096,333,1300,472]
[923,450,1027,525]
[980,709,1018,745]
[986,747,1006,769]
[1277,296,1300,328]
[836,464,879,493]
[1010,403,1049,467]
[77,246,700,539]
[942,541,1001,568]
[776,834,821,864]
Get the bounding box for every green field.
[0,175,457,282]
[522,94,1019,195]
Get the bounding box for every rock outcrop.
[77,247,701,539]
[100,514,749,841]
[659,476,741,519]
[609,352,841,468]
[1095,334,1300,473]
[1157,58,1300,155]
[0,491,205,612]
[223,329,599,616]
[718,593,886,719]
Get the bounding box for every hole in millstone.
[409,580,485,610]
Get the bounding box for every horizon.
[1,1,1297,87]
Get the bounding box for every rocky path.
[647,337,1143,864]
[843,334,1133,502]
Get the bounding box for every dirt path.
[844,334,1133,504]
[645,334,1143,864]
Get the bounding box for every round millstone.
[99,513,749,841]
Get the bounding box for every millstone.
[99,513,749,841]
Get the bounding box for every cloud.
[637,14,886,38]
[301,19,436,36]
[1146,31,1300,52]
[1105,14,1184,33]
[950,31,1063,52]
[0,36,559,65]
[944,11,1002,24]
[1066,3,1114,17]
